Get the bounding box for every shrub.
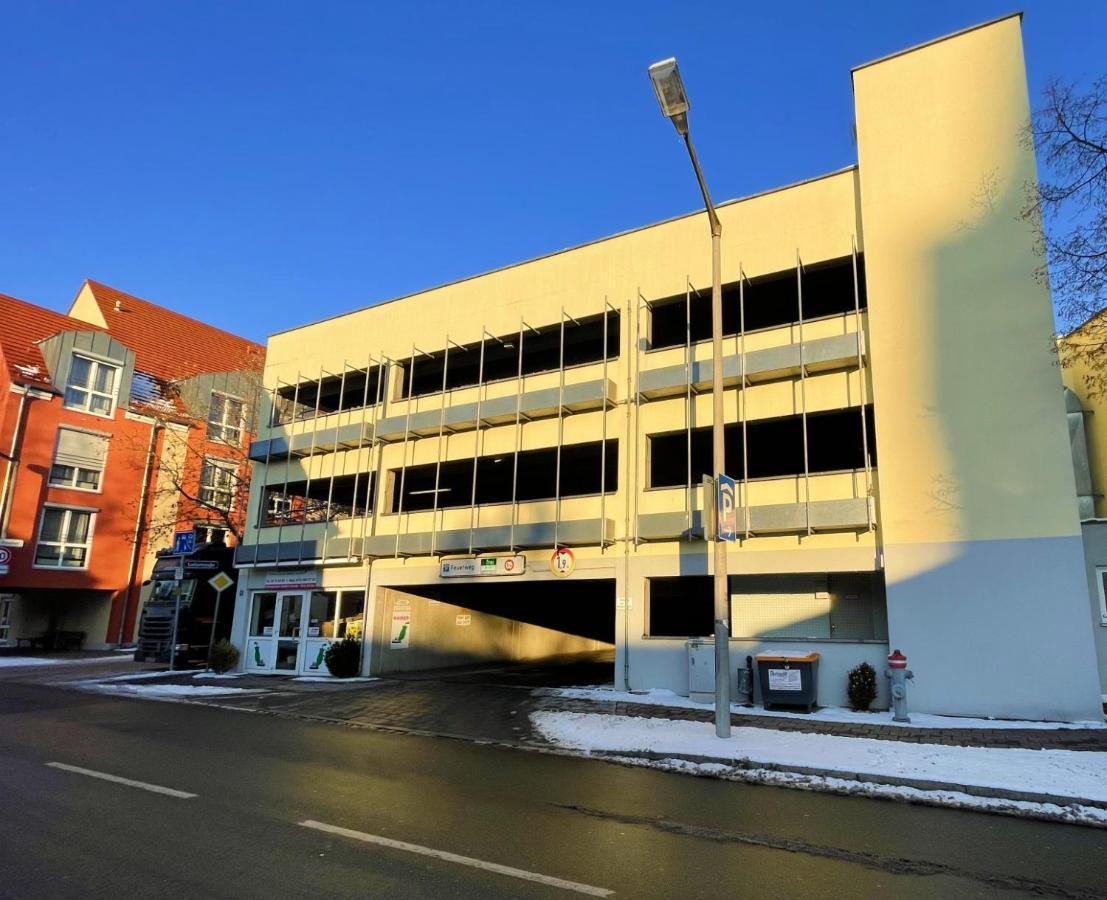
[325,638,362,678]
[208,639,240,674]
[847,662,878,711]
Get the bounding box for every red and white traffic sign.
[550,547,575,578]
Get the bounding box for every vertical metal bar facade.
[347,356,375,562]
[273,375,301,558]
[393,347,418,557]
[685,280,693,538]
[553,310,567,549]
[740,270,751,539]
[467,331,487,554]
[429,340,452,555]
[508,321,527,551]
[852,238,874,528]
[797,253,812,535]
[296,366,326,563]
[599,300,610,548]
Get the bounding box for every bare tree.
[1025,76,1107,392]
[124,371,263,549]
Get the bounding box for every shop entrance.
[245,590,304,673]
[245,588,367,675]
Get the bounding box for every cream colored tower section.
[855,15,1101,719]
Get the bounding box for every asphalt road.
[1,681,1105,899]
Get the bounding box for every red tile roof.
[83,280,264,382]
[0,291,103,387]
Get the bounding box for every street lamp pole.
[648,58,731,738]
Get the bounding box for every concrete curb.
[592,749,1107,812]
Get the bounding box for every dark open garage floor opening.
[377,578,616,688]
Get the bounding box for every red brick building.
[0,281,264,649]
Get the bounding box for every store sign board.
[0,547,10,577]
[440,555,525,578]
[264,569,319,589]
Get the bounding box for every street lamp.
[648,57,731,739]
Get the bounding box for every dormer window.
[64,354,120,417]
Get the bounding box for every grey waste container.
[756,652,820,712]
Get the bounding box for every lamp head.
[648,57,690,135]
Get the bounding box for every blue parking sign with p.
[172,530,196,555]
[716,474,737,542]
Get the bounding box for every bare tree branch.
[1025,75,1107,395]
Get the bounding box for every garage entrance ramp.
[370,578,615,688]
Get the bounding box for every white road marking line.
[298,819,613,897]
[46,762,197,799]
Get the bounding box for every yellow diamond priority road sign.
[208,571,233,592]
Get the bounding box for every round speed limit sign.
[550,547,575,578]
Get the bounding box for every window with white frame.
[207,392,246,445]
[64,354,120,416]
[35,506,94,569]
[199,459,238,511]
[1096,568,1107,626]
[49,428,109,492]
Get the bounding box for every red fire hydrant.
[886,649,915,723]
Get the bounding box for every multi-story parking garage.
[229,14,1103,720]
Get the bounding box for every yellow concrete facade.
[231,15,1104,720]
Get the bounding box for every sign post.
[168,563,184,672]
[205,571,234,665]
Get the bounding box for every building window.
[208,392,246,445]
[49,428,108,492]
[645,573,887,641]
[35,507,94,569]
[194,524,228,545]
[64,354,120,416]
[199,459,238,511]
[0,595,14,643]
[306,590,366,640]
[1096,568,1107,626]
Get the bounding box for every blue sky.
[1,1,1104,342]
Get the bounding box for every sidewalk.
[53,663,1107,828]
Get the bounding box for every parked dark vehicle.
[134,542,236,668]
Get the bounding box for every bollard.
[885,649,914,723]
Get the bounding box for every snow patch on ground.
[554,686,1107,730]
[532,711,1107,805]
[0,655,122,668]
[81,683,255,699]
[76,670,173,683]
[192,671,243,680]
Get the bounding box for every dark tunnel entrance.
[373,577,616,686]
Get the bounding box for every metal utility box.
[756,652,820,712]
[686,638,716,703]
